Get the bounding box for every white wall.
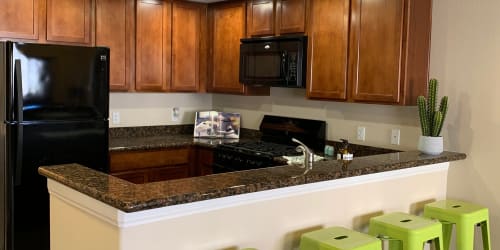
[109,93,212,127]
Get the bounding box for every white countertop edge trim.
[47,162,449,228]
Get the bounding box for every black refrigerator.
[0,41,110,250]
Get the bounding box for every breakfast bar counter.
[39,151,465,213]
[39,151,465,250]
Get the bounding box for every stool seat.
[300,226,382,250]
[369,212,443,250]
[424,199,491,250]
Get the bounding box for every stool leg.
[480,221,491,250]
[388,239,402,250]
[456,224,475,250]
[441,223,453,250]
[434,236,444,250]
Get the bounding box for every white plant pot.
[418,136,443,155]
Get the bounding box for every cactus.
[417,79,448,137]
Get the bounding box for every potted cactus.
[417,78,448,155]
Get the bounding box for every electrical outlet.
[172,107,180,122]
[357,126,366,141]
[112,112,120,125]
[391,128,400,145]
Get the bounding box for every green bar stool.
[299,226,382,250]
[368,212,444,250]
[423,199,491,250]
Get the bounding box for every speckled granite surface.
[39,151,466,213]
[109,126,261,151]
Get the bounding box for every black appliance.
[239,35,307,88]
[0,41,110,250]
[213,115,325,173]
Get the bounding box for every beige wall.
[109,92,212,127]
[430,0,500,247]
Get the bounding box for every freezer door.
[10,42,109,122]
[5,121,108,250]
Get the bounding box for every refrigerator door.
[5,120,108,250]
[7,42,109,123]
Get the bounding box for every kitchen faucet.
[292,138,314,171]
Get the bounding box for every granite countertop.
[39,151,466,213]
[109,126,261,151]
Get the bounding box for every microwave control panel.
[288,53,297,82]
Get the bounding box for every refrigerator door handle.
[14,126,23,186]
[14,59,23,122]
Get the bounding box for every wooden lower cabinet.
[110,147,192,184]
[195,146,214,176]
[110,145,214,184]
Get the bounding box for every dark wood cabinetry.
[276,0,306,35]
[135,0,171,92]
[171,1,205,92]
[110,147,192,184]
[0,0,40,40]
[194,146,214,176]
[348,0,431,105]
[208,1,270,96]
[246,0,306,37]
[46,0,93,45]
[306,0,350,100]
[96,0,135,91]
[307,0,431,105]
[246,0,274,37]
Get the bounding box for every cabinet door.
[135,0,171,91]
[96,0,135,91]
[247,0,274,37]
[171,1,201,92]
[0,0,40,40]
[46,0,92,45]
[148,165,190,182]
[349,0,404,103]
[209,2,245,94]
[208,1,270,96]
[195,146,213,176]
[112,170,148,184]
[306,0,350,100]
[276,0,305,35]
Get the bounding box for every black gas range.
[213,115,326,173]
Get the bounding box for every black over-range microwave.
[239,35,307,88]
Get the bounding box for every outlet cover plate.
[357,126,366,141]
[391,129,400,145]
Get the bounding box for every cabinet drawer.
[148,165,190,182]
[112,170,148,184]
[110,147,190,172]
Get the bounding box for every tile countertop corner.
[38,151,466,213]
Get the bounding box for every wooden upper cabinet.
[349,0,432,105]
[96,0,135,91]
[276,0,306,35]
[247,0,274,37]
[171,1,202,92]
[208,1,270,96]
[0,0,40,40]
[135,0,171,92]
[46,0,92,45]
[306,0,350,100]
